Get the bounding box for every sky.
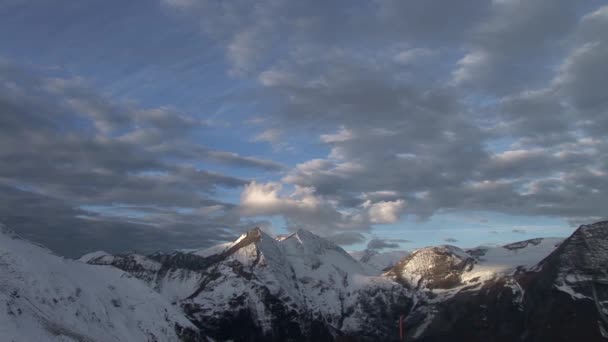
[0,0,607,257]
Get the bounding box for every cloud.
[3,0,608,253]
[452,0,583,94]
[197,149,284,171]
[367,239,399,250]
[239,181,367,234]
[239,181,407,237]
[253,128,282,144]
[363,200,407,224]
[393,48,434,65]
[512,229,527,234]
[162,0,491,77]
[366,238,410,250]
[0,185,263,258]
[227,1,608,230]
[252,128,290,150]
[444,238,459,243]
[326,232,366,246]
[0,59,283,255]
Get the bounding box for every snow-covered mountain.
[386,237,564,292]
[400,223,608,341]
[84,227,411,341]
[0,224,202,342]
[350,249,410,275]
[5,219,608,341]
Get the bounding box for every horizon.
[1,1,607,258]
[0,217,586,259]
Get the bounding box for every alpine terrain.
[0,224,203,342]
[2,221,608,341]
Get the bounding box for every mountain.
[84,227,411,341]
[387,237,564,292]
[399,223,608,341]
[0,224,203,342]
[6,219,608,341]
[350,249,410,275]
[83,223,608,341]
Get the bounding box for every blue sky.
[0,0,606,257]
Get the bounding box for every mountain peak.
[541,220,608,277]
[387,245,475,289]
[229,226,267,247]
[243,226,263,238]
[242,226,274,241]
[294,227,314,236]
[76,222,608,341]
[282,228,345,254]
[292,228,321,242]
[249,226,264,234]
[280,228,318,242]
[574,220,608,237]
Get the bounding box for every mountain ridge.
[3,222,608,341]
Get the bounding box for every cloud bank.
[1,0,607,254]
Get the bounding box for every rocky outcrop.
[386,245,475,290]
[408,221,608,342]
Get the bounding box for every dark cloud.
[0,59,280,256]
[367,239,398,250]
[2,1,608,253]
[214,1,608,232]
[366,238,410,250]
[451,0,608,96]
[444,238,459,243]
[0,185,264,258]
[326,232,366,246]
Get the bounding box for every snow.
[131,254,163,271]
[75,226,576,340]
[350,249,410,275]
[413,314,434,338]
[125,227,409,336]
[503,278,526,309]
[190,242,232,257]
[78,250,111,263]
[462,238,564,283]
[5,215,606,341]
[0,228,197,342]
[554,283,590,300]
[385,236,566,318]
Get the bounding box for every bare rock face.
[386,245,475,290]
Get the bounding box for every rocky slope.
[400,222,608,341]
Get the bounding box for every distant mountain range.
[2,221,608,341]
